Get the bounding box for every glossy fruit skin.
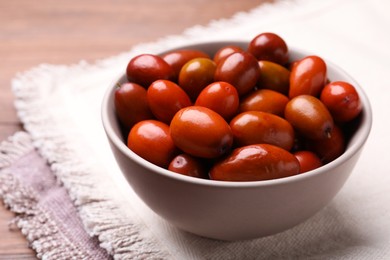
[126,54,174,88]
[320,81,362,122]
[248,32,289,65]
[170,106,233,159]
[257,60,290,95]
[306,125,345,163]
[293,150,322,173]
[230,111,295,151]
[161,49,210,81]
[285,95,334,140]
[240,89,289,117]
[178,58,217,100]
[127,120,178,168]
[114,82,154,129]
[213,45,244,64]
[214,51,260,96]
[168,154,208,179]
[210,144,300,181]
[195,81,239,120]
[147,80,192,124]
[289,55,327,98]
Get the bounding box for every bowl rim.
[101,41,373,188]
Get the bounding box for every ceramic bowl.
[101,41,372,241]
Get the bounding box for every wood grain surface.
[0,0,269,258]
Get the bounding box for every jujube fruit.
[285,95,334,140]
[178,58,217,100]
[126,54,174,87]
[210,144,300,181]
[248,32,289,65]
[214,51,260,96]
[289,55,327,98]
[147,80,192,124]
[306,125,345,163]
[257,60,290,95]
[170,106,233,159]
[127,120,178,168]
[195,81,239,120]
[230,111,295,151]
[239,89,289,117]
[213,45,244,64]
[114,82,153,129]
[293,150,322,173]
[161,49,210,81]
[320,81,362,122]
[168,154,208,179]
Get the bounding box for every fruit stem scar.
[325,127,332,139]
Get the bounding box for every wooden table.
[0,0,268,258]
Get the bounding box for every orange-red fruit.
[240,89,289,117]
[285,95,334,140]
[195,81,239,120]
[147,80,192,124]
[257,60,290,95]
[289,55,327,98]
[306,125,345,163]
[248,32,289,65]
[126,54,174,87]
[114,82,154,129]
[320,81,362,122]
[161,49,210,81]
[178,58,217,100]
[168,154,208,179]
[213,45,244,64]
[127,120,178,168]
[170,106,233,159]
[210,144,300,181]
[293,150,322,173]
[230,111,295,151]
[214,51,260,96]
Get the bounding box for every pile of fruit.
[114,32,362,181]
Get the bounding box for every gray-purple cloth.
[0,132,110,259]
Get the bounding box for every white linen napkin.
[12,0,390,258]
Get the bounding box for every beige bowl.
[101,41,372,241]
